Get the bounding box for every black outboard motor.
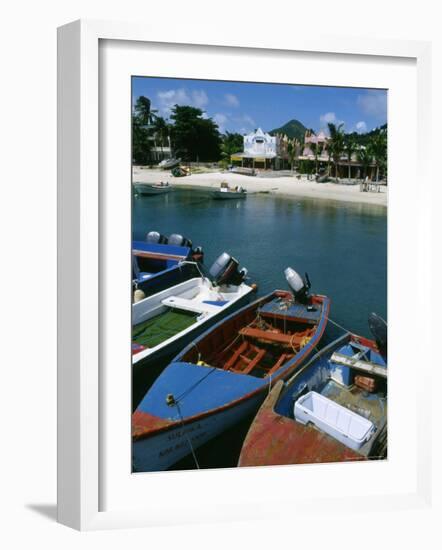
[284,267,311,304]
[146,231,168,245]
[209,252,248,286]
[168,233,193,248]
[368,312,387,360]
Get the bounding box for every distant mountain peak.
[269,119,308,141]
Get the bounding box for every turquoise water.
[133,187,387,338]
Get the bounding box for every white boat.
[134,182,171,195]
[158,158,181,169]
[132,253,253,407]
[212,182,247,200]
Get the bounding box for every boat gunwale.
[132,278,253,365]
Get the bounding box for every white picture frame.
[57,19,433,531]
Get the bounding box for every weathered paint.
[132,291,331,471]
[238,334,386,467]
[238,381,363,466]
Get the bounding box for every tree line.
[132,96,229,164]
[132,95,387,180]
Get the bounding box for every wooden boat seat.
[162,296,219,315]
[266,353,294,377]
[239,326,303,346]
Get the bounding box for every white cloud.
[213,113,228,132]
[319,112,345,133]
[191,90,209,109]
[320,112,338,125]
[213,113,256,134]
[224,93,240,108]
[156,88,209,116]
[234,114,256,131]
[355,121,367,133]
[357,91,387,120]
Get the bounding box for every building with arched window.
[231,128,287,170]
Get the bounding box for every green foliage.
[346,124,387,146]
[327,122,345,177]
[132,96,157,164]
[132,111,151,165]
[357,146,374,178]
[221,132,244,163]
[169,105,221,162]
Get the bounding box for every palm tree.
[310,141,319,175]
[357,146,373,180]
[327,122,345,179]
[344,136,357,180]
[152,116,168,158]
[287,138,299,174]
[133,96,158,128]
[369,129,387,181]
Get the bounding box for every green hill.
[346,124,387,146]
[269,119,308,141]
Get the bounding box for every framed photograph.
[57,19,432,530]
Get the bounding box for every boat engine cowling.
[285,267,311,303]
[368,312,387,360]
[209,252,247,286]
[168,233,193,248]
[146,231,168,244]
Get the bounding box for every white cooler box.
[294,391,375,451]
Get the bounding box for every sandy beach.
[133,168,387,207]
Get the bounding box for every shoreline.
[132,168,388,207]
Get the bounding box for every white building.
[231,127,284,169]
[244,127,277,158]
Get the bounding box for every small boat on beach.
[238,316,387,467]
[132,268,330,472]
[133,231,204,298]
[212,181,247,200]
[158,158,181,170]
[132,252,253,407]
[134,181,171,195]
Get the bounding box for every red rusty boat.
[238,323,388,468]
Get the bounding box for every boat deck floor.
[132,309,198,348]
[319,379,387,428]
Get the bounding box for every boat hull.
[134,183,171,195]
[133,291,330,470]
[132,290,252,410]
[133,392,263,471]
[212,190,246,200]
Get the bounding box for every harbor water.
[132,186,387,470]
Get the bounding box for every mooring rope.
[175,401,200,469]
[328,317,351,335]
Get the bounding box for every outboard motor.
[168,233,193,248]
[146,231,168,245]
[284,267,311,304]
[192,245,204,264]
[368,312,387,360]
[209,252,247,286]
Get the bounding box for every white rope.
[175,401,200,469]
[328,317,351,334]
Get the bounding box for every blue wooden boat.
[238,321,387,467]
[133,232,204,298]
[132,268,330,471]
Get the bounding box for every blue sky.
[132,77,387,135]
